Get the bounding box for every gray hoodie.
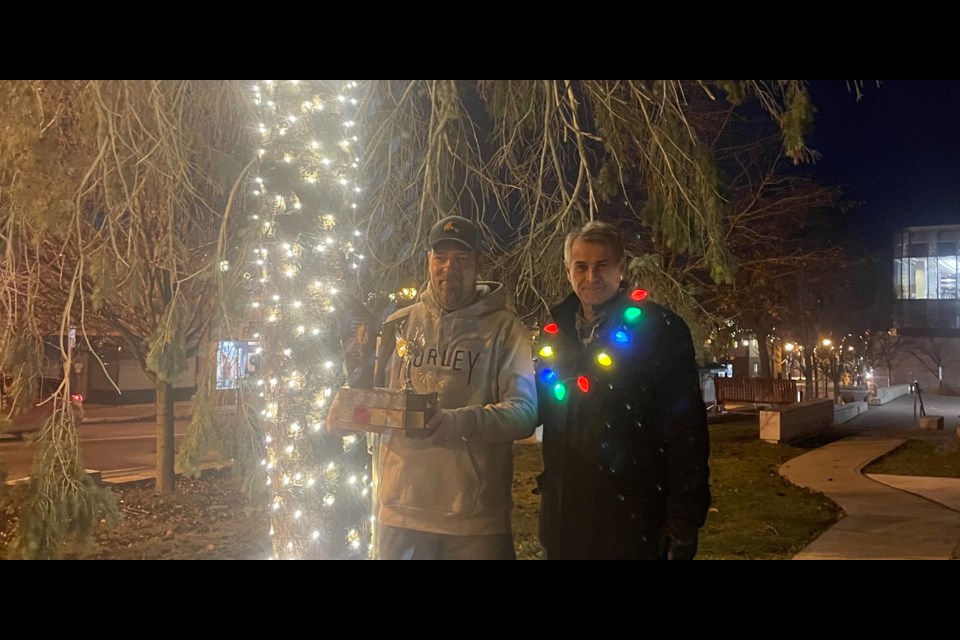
[375,281,537,536]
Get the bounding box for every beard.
[435,280,475,310]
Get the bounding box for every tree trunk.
[757,338,772,379]
[155,380,176,494]
[804,351,815,400]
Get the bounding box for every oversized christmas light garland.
[248,80,373,560]
[538,288,649,402]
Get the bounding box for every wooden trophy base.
[329,386,437,437]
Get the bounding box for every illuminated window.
[217,340,260,389]
[938,256,957,299]
[910,257,928,299]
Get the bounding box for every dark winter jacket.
[536,286,710,559]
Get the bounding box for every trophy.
[394,322,425,392]
[328,319,437,435]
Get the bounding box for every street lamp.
[818,338,845,400]
[781,342,795,380]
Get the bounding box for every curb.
[80,414,193,424]
[100,461,233,485]
[4,461,232,487]
[80,416,152,424]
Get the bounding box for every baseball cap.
[428,215,481,252]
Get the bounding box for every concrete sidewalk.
[2,400,223,486]
[780,394,960,560]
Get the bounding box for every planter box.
[919,415,944,431]
[834,401,868,424]
[760,398,835,444]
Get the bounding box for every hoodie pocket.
[379,438,483,516]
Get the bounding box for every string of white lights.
[247,80,373,560]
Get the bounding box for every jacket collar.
[551,282,632,340]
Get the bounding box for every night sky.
[803,80,960,255]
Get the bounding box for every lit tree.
[247,81,372,560]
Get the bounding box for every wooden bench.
[716,377,799,412]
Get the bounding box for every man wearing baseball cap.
[371,214,537,559]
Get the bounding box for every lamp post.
[823,338,831,399]
[795,343,809,401]
[783,342,795,379]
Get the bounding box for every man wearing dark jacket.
[536,221,710,560]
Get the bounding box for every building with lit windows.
[890,224,960,395]
[893,224,960,337]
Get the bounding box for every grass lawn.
[697,416,840,559]
[511,415,842,560]
[863,438,960,477]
